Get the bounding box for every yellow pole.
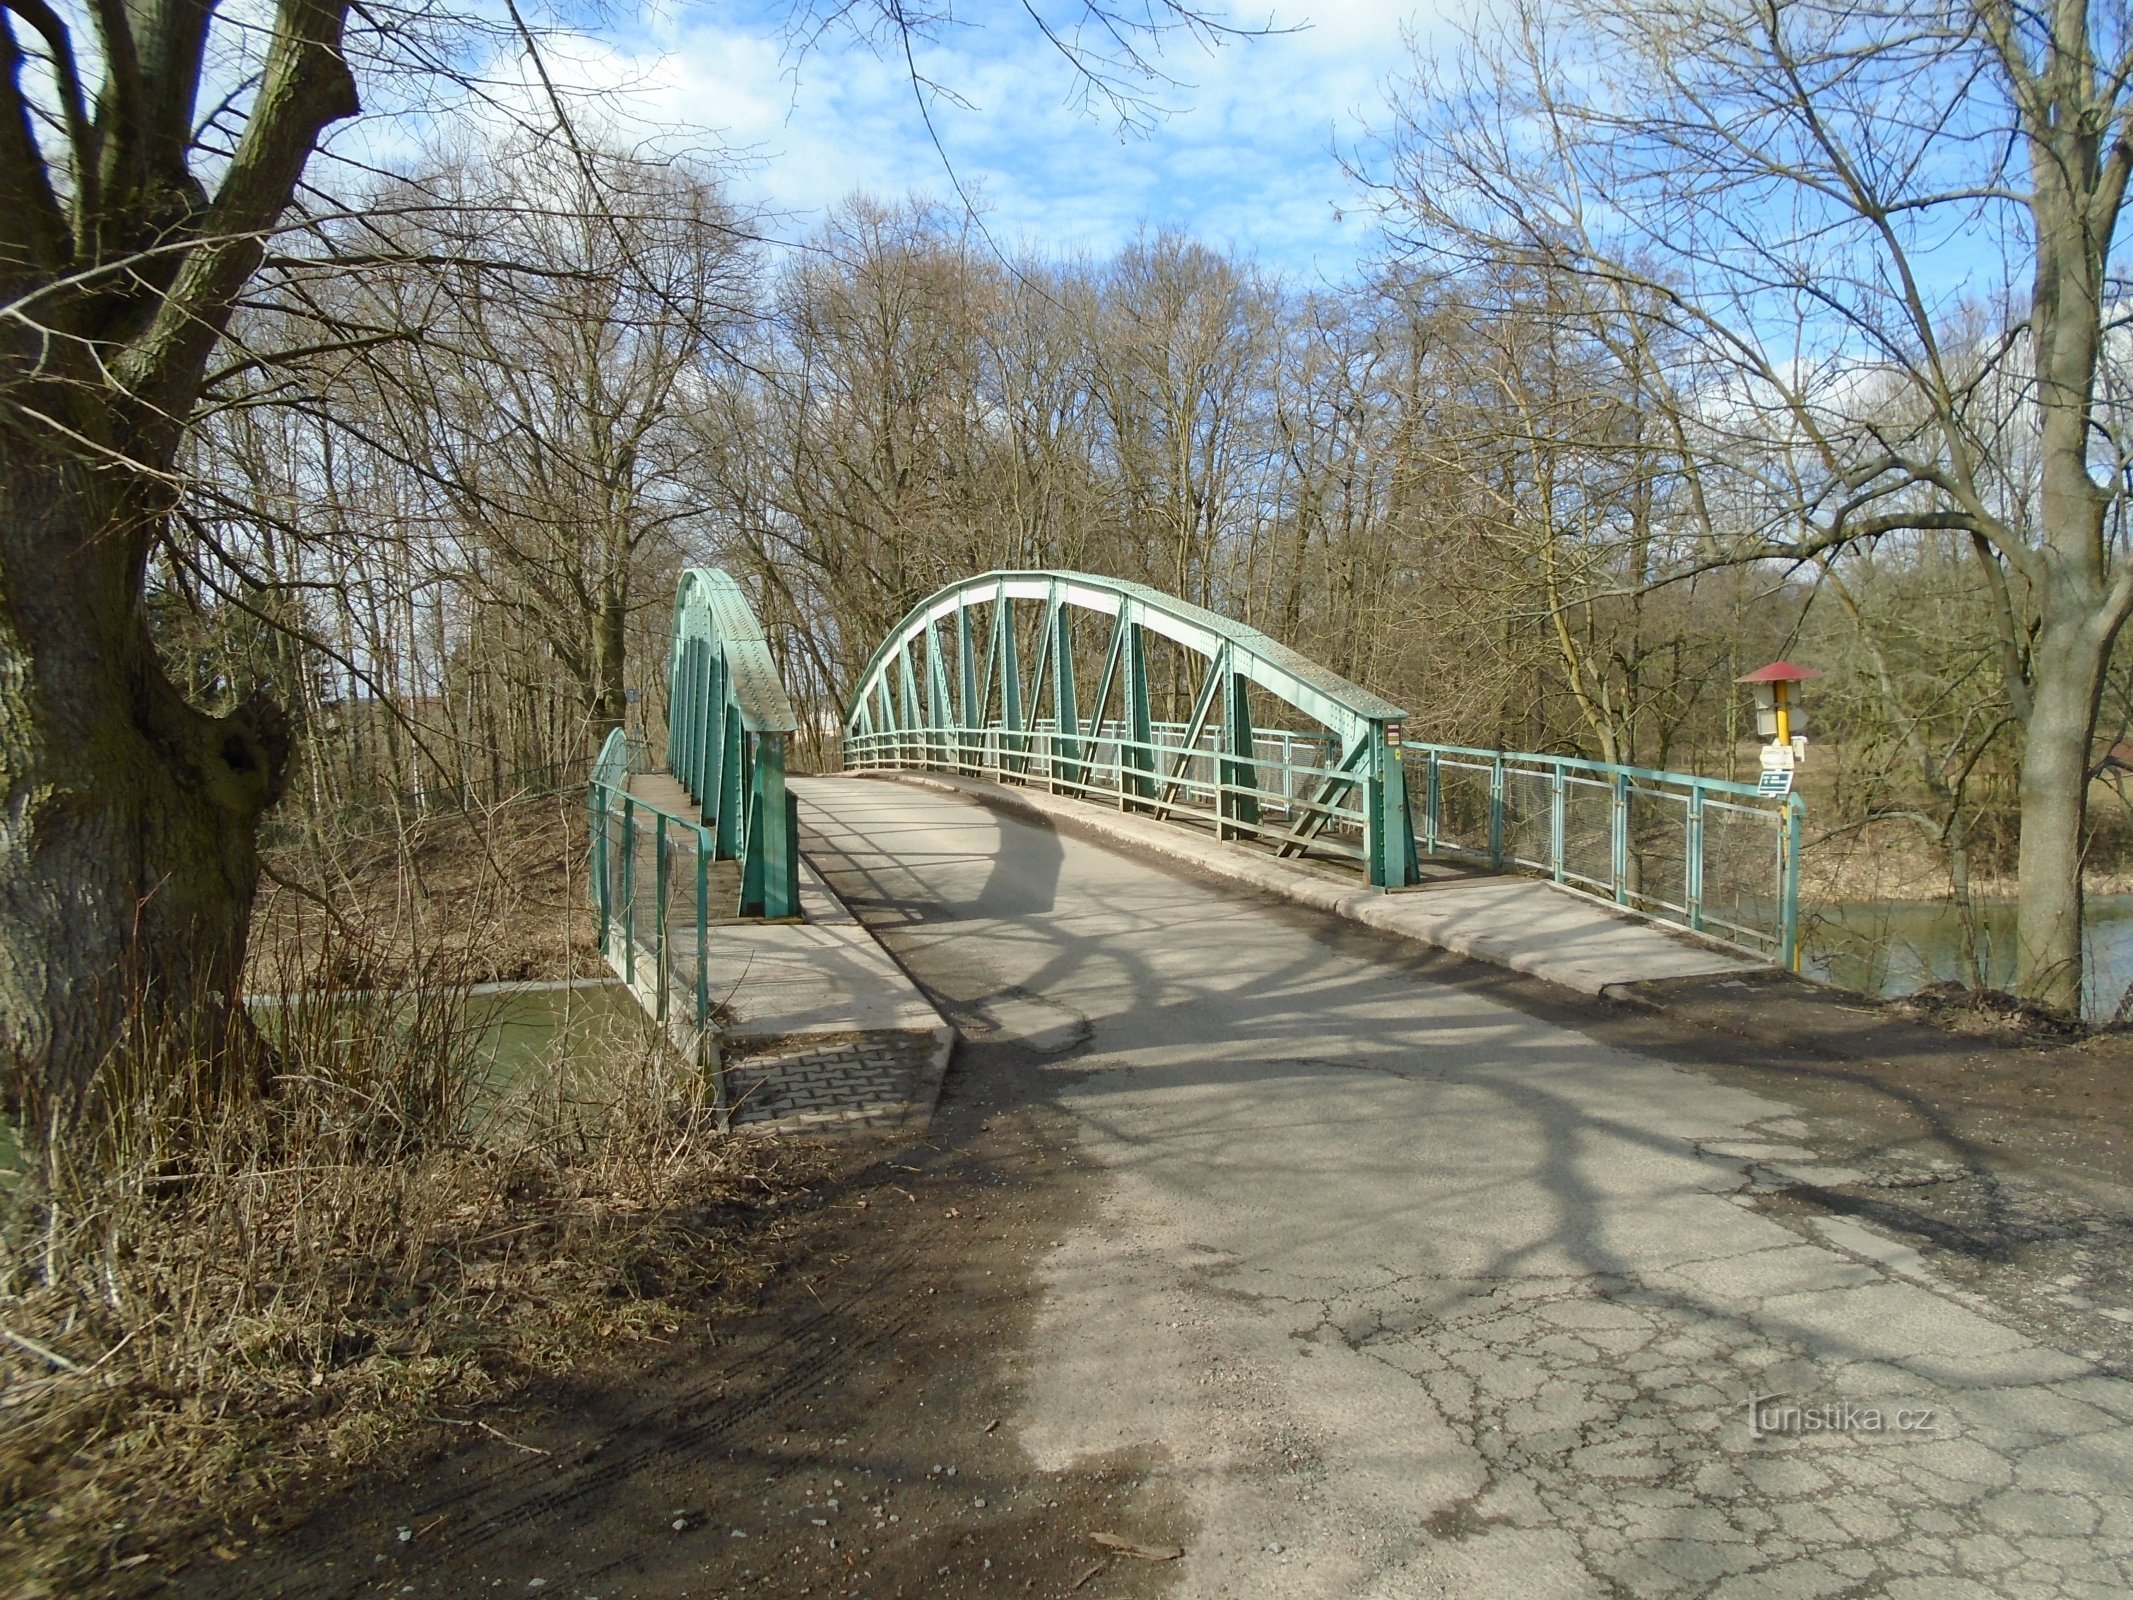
[1774,681,1792,746]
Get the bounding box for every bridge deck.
[621,772,944,1037]
[853,771,1765,996]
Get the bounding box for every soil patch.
[155,1037,1192,1600]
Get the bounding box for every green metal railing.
[1405,745,1804,965]
[841,570,1416,888]
[666,568,801,919]
[841,569,1806,968]
[589,728,715,1029]
[585,569,806,1050]
[844,718,1375,859]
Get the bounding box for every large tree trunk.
[0,446,291,1116]
[2012,614,2112,1017]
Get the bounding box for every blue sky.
[520,0,1445,281]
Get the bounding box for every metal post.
[696,828,710,1027]
[591,783,609,953]
[925,621,953,769]
[957,600,979,774]
[1368,724,1419,889]
[695,643,715,808]
[741,734,798,919]
[706,658,728,825]
[1685,784,1705,933]
[1611,769,1631,906]
[717,707,745,861]
[897,642,923,768]
[1122,613,1153,805]
[1549,762,1567,883]
[997,596,1024,776]
[620,794,637,988]
[1488,754,1505,871]
[1220,661,1260,840]
[1782,795,1804,970]
[654,814,670,1022]
[1052,600,1079,793]
[1424,749,1440,857]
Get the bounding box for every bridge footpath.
[610,777,953,1136]
[873,770,1765,999]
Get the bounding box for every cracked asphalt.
[798,776,2133,1600]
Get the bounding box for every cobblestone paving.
[722,1029,942,1136]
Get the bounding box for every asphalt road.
[796,775,2133,1600]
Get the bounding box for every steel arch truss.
[665,568,801,917]
[842,571,1420,887]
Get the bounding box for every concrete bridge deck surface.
[868,768,1766,997]
[791,773,2133,1599]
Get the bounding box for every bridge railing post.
[654,814,670,1022]
[1488,755,1505,871]
[620,794,637,990]
[695,825,710,1027]
[1685,783,1706,935]
[1782,795,1804,971]
[1424,749,1440,857]
[591,783,609,955]
[1610,769,1631,906]
[1549,761,1567,883]
[1366,723,1419,889]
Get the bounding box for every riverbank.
[0,795,802,1599]
[1801,894,2133,1021]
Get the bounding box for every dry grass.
[248,789,606,991]
[0,806,831,1600]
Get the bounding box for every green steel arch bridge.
[591,566,1803,1042]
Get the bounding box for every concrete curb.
[867,769,1764,999]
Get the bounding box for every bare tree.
[1378,0,2133,1013]
[359,144,754,746]
[0,0,1270,1115]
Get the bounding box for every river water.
[1801,895,2133,1021]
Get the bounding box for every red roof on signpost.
[1735,661,1824,684]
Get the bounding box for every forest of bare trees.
[9,0,2133,1119]
[165,171,2129,1008]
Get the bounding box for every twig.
[436,1416,552,1455]
[1,1325,86,1373]
[476,1419,551,1455]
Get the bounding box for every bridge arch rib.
[841,570,1420,887]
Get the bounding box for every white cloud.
[441,0,1451,278]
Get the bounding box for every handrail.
[1403,742,1804,965]
[587,729,717,1037]
[1408,741,1786,802]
